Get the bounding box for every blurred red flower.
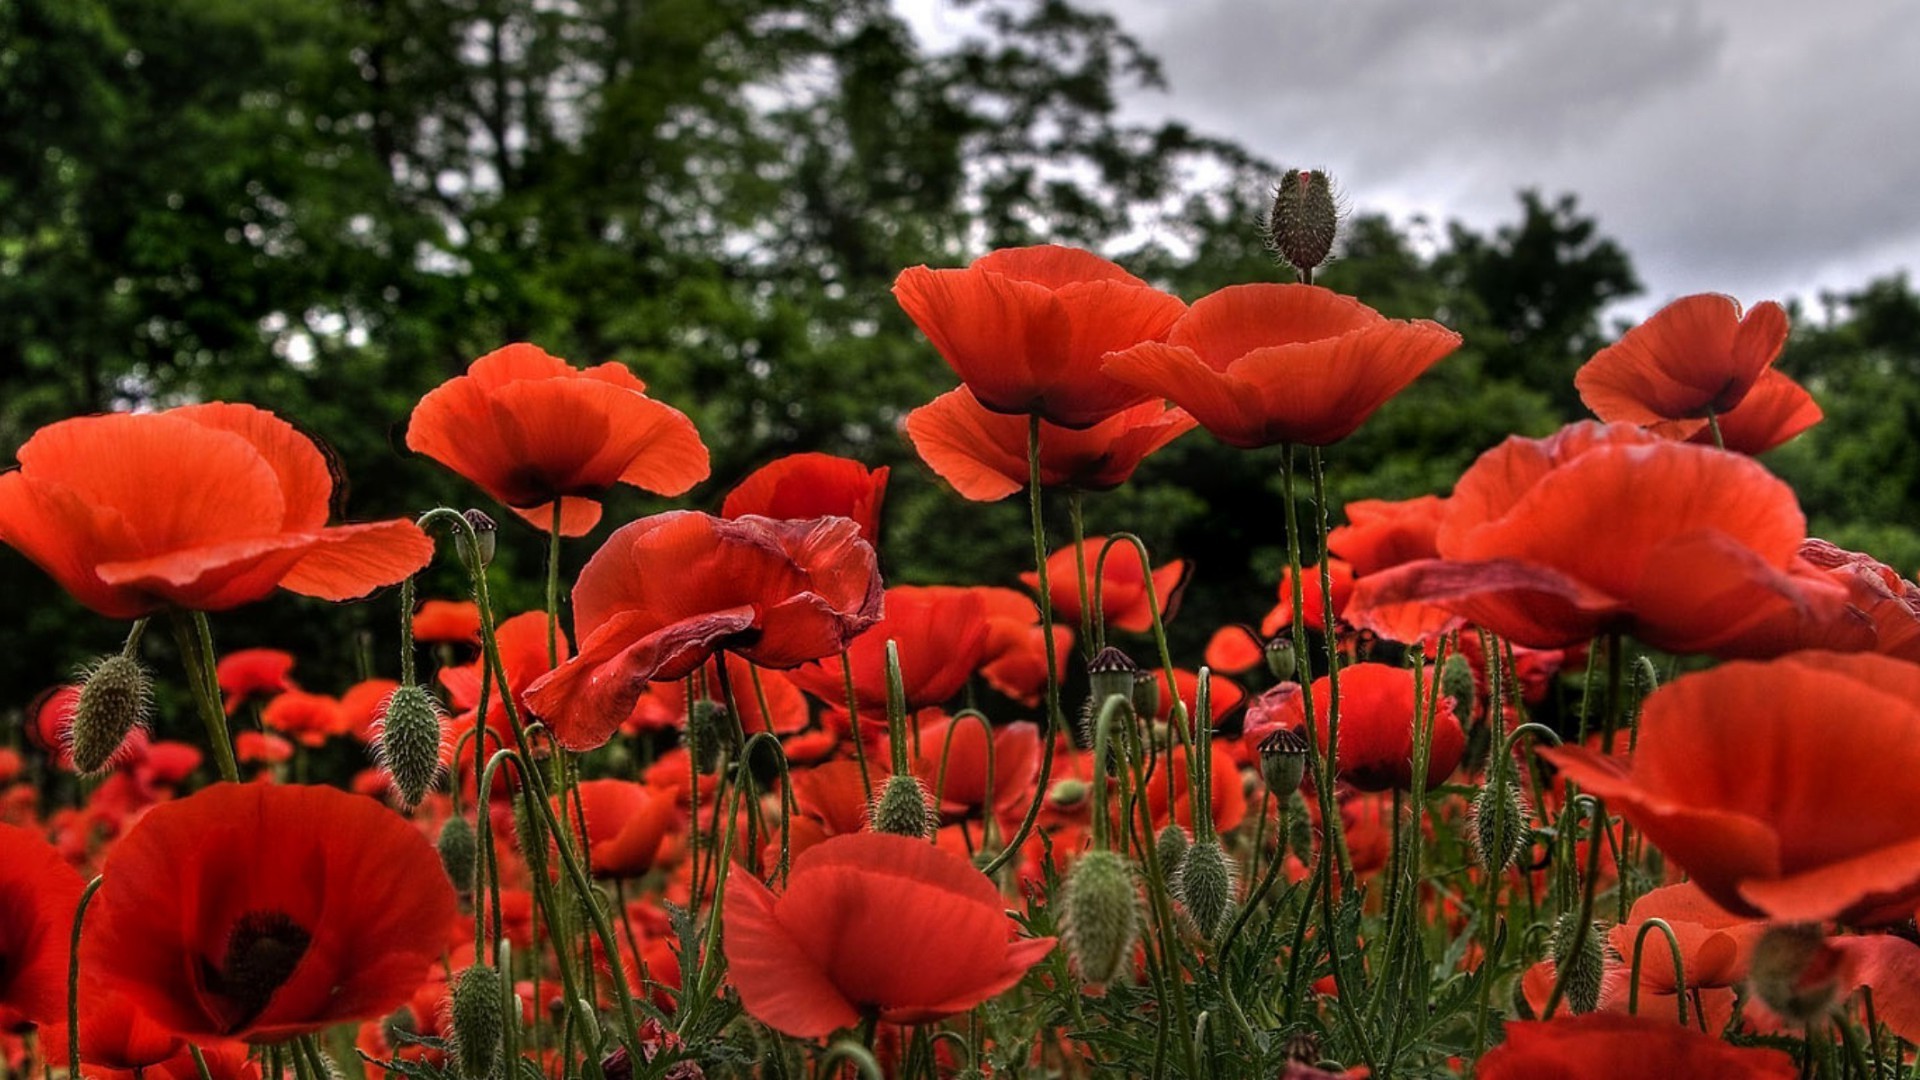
[1477,1014,1793,1079]
[1327,495,1446,577]
[1544,653,1920,924]
[905,388,1194,501]
[1655,367,1823,454]
[407,343,709,535]
[787,585,990,727]
[525,513,883,751]
[216,649,297,716]
[568,780,679,879]
[723,832,1055,1037]
[1101,283,1461,448]
[893,245,1187,428]
[411,599,482,645]
[83,783,456,1041]
[1022,537,1187,635]
[0,404,431,618]
[1275,663,1464,793]
[721,452,889,548]
[1575,293,1789,425]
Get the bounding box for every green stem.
[1628,918,1688,1026]
[1705,408,1725,450]
[67,875,104,1080]
[1067,491,1095,656]
[170,611,239,783]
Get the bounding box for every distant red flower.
[1021,537,1188,634]
[1575,293,1789,425]
[568,780,679,879]
[1799,538,1920,664]
[893,245,1187,429]
[1101,283,1461,448]
[261,689,347,748]
[1327,495,1445,577]
[787,586,990,727]
[84,783,457,1042]
[1281,663,1464,792]
[411,599,482,645]
[1607,883,1764,1001]
[1544,653,1920,924]
[0,404,432,619]
[216,649,297,715]
[905,388,1194,501]
[1477,1014,1793,1079]
[1346,422,1868,657]
[1260,559,1356,635]
[525,513,883,751]
[723,832,1055,1037]
[1203,625,1264,674]
[0,823,85,1025]
[338,678,401,742]
[973,587,1070,706]
[721,452,889,548]
[407,343,710,535]
[895,714,1041,821]
[1148,668,1246,728]
[235,731,295,766]
[623,654,810,737]
[1141,743,1247,835]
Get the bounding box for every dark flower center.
[200,909,312,1033]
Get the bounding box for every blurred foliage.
[2,0,1914,720]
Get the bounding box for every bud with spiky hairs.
[1549,912,1609,1015]
[439,815,479,894]
[1285,790,1315,862]
[870,773,933,839]
[449,964,505,1079]
[1061,849,1138,985]
[1440,653,1477,724]
[374,684,447,809]
[69,654,152,775]
[1176,838,1235,939]
[1468,776,1530,873]
[1266,168,1340,276]
[1087,646,1139,709]
[1264,636,1298,682]
[1154,823,1190,875]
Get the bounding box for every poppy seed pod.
[1267,168,1339,274]
[1176,838,1235,939]
[1130,670,1161,724]
[1264,636,1298,682]
[70,653,151,774]
[449,964,505,1079]
[374,684,447,809]
[1087,646,1140,709]
[1549,913,1609,1016]
[1257,727,1309,796]
[1749,923,1847,1027]
[870,773,934,839]
[456,509,497,572]
[1062,849,1139,985]
[438,815,478,894]
[1048,777,1090,809]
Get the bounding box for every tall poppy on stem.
[0,404,432,618]
[82,783,457,1041]
[407,343,710,535]
[1574,293,1789,432]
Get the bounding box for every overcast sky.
[905,0,1920,319]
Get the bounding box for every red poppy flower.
[406,343,710,535]
[892,245,1188,429]
[0,823,85,1025]
[338,678,401,742]
[623,654,810,737]
[525,512,883,751]
[1148,668,1246,728]
[1644,367,1823,455]
[235,731,295,766]
[411,600,482,645]
[973,587,1070,706]
[1100,283,1462,448]
[440,610,566,730]
[216,649,297,716]
[893,714,1041,821]
[721,452,889,548]
[1277,663,1464,792]
[1203,625,1264,675]
[261,690,347,748]
[1021,537,1187,635]
[83,783,457,1042]
[1606,883,1764,1000]
[787,586,990,726]
[1543,653,1920,925]
[567,780,679,879]
[0,404,432,619]
[904,388,1195,502]
[1575,293,1790,424]
[1477,1014,1794,1079]
[1327,495,1445,577]
[42,978,188,1072]
[1260,559,1356,635]
[722,832,1055,1037]
[1141,743,1247,835]
[1346,422,1869,657]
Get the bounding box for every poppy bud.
[1549,912,1609,1015]
[1468,776,1530,872]
[1087,647,1139,709]
[1154,823,1190,874]
[1048,777,1090,809]
[1266,168,1339,275]
[438,814,478,894]
[374,684,447,809]
[1440,653,1476,723]
[686,699,726,773]
[870,773,933,839]
[1633,655,1660,706]
[1130,671,1161,724]
[1265,637,1298,681]
[1061,849,1139,985]
[456,509,497,573]
[69,653,152,774]
[1257,728,1309,796]
[1750,923,1848,1027]
[450,964,506,1079]
[1176,838,1235,939]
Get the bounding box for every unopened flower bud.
[1176,838,1235,939]
[1549,912,1609,1015]
[69,654,152,775]
[1266,168,1339,275]
[374,684,448,809]
[1087,647,1139,709]
[438,814,479,894]
[455,509,497,572]
[449,964,505,1079]
[686,698,726,773]
[1265,636,1299,681]
[1750,923,1848,1027]
[1257,728,1309,796]
[1440,653,1476,723]
[870,773,933,839]
[1468,777,1530,873]
[1061,849,1138,985]
[1130,671,1161,724]
[1047,777,1090,809]
[1154,823,1190,874]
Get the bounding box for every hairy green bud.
[1440,653,1477,724]
[1266,168,1339,274]
[374,684,447,809]
[870,773,933,839]
[1154,823,1190,874]
[1176,838,1235,939]
[1751,923,1846,1027]
[438,815,478,895]
[1468,776,1530,873]
[70,654,152,775]
[1549,912,1609,1016]
[449,964,506,1079]
[1061,849,1138,985]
